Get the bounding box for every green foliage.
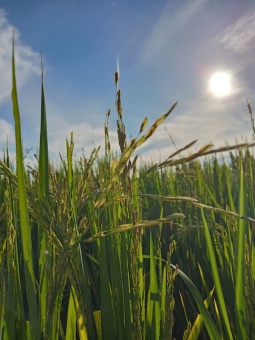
[0,37,255,339]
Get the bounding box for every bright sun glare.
[209,72,231,97]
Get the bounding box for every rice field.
[0,42,255,339]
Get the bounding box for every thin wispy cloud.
[215,10,255,54]
[141,0,207,62]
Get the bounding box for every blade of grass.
[4,172,26,337]
[120,233,133,339]
[171,265,220,340]
[66,289,77,340]
[93,310,102,340]
[100,237,116,338]
[38,53,50,332]
[188,287,215,339]
[11,32,40,338]
[148,230,161,340]
[235,160,247,339]
[201,209,233,340]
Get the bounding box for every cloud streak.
[215,10,255,54]
[141,0,207,62]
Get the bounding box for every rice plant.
[0,38,255,339]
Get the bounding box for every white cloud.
[215,10,255,54]
[0,9,40,104]
[0,119,14,144]
[141,0,207,62]
[47,114,120,159]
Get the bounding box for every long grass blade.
[235,160,247,339]
[148,230,161,340]
[66,289,77,339]
[11,32,40,338]
[188,287,215,339]
[100,238,116,338]
[171,265,220,340]
[38,53,50,332]
[201,209,233,340]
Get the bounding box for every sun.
[209,72,231,97]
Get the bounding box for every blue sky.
[0,0,255,164]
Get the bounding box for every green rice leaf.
[148,230,161,340]
[188,287,215,339]
[201,209,233,340]
[171,265,220,340]
[38,53,50,332]
[11,32,41,338]
[235,160,247,339]
[66,289,77,339]
[100,238,116,338]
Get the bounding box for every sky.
[0,0,255,165]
